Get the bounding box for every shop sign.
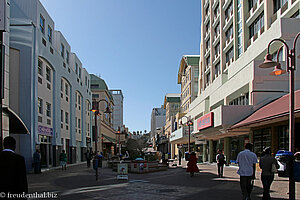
[117,163,128,180]
[197,112,213,130]
[38,125,53,136]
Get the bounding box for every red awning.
[231,90,300,129]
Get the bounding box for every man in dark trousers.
[0,136,28,196]
[236,143,258,200]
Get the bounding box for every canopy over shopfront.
[231,90,300,130]
[3,106,30,134]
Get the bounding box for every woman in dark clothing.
[259,147,279,200]
[186,152,199,177]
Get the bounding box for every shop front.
[38,125,53,168]
[170,126,195,159]
[231,91,300,156]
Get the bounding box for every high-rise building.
[110,89,124,131]
[188,0,300,163]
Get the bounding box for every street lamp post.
[91,98,112,181]
[258,32,300,200]
[181,116,193,153]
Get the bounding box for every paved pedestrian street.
[27,163,300,200]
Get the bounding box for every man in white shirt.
[236,143,258,200]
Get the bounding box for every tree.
[124,138,147,159]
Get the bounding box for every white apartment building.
[187,0,300,163]
[9,0,92,170]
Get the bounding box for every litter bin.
[97,155,103,168]
[275,150,294,177]
[93,158,98,170]
[294,161,300,182]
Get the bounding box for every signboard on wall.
[0,0,7,32]
[38,125,53,136]
[197,112,214,131]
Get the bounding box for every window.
[61,110,63,122]
[65,112,69,124]
[61,43,65,58]
[206,71,211,85]
[48,26,52,43]
[215,62,220,77]
[291,10,300,18]
[75,63,78,75]
[206,56,210,66]
[226,48,234,63]
[205,22,210,32]
[40,15,45,34]
[65,83,69,96]
[214,23,220,35]
[273,0,288,13]
[225,25,233,40]
[225,2,233,19]
[46,67,51,82]
[61,79,63,92]
[214,3,219,16]
[248,0,258,11]
[78,118,81,128]
[46,102,51,117]
[79,67,82,78]
[78,94,81,105]
[91,84,99,89]
[206,39,210,49]
[38,60,43,76]
[215,43,220,55]
[66,51,69,64]
[249,12,264,38]
[38,98,43,114]
[205,4,209,15]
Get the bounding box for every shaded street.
[27,163,299,200]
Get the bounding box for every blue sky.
[40,0,201,133]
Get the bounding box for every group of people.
[186,143,280,200]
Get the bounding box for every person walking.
[59,150,67,170]
[236,143,258,200]
[216,149,225,178]
[85,150,91,168]
[186,152,199,177]
[178,150,182,166]
[33,149,41,174]
[259,147,279,200]
[0,136,28,195]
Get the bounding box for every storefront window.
[278,125,289,150]
[253,128,271,156]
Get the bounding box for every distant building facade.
[150,106,166,138]
[110,89,124,131]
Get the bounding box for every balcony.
[212,13,220,27]
[205,47,211,58]
[223,34,233,52]
[212,0,219,9]
[213,52,220,64]
[223,10,233,31]
[223,0,232,10]
[213,32,220,45]
[245,0,264,26]
[224,57,234,70]
[204,30,210,41]
[204,0,209,9]
[205,64,211,73]
[247,26,264,48]
[204,13,210,25]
